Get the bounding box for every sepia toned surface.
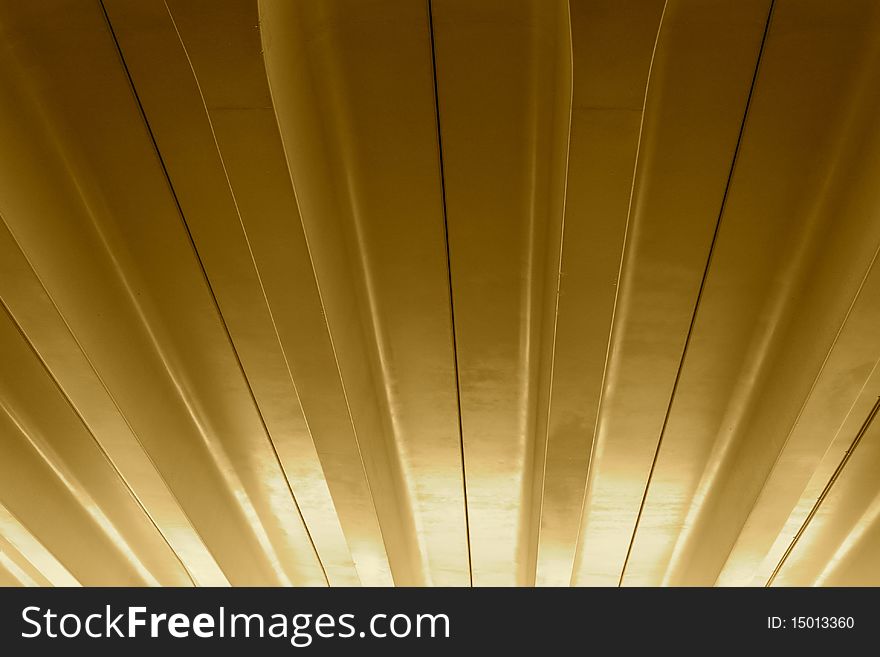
[1,0,879,587]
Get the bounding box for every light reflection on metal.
[0,0,879,586]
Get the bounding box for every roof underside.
[1,0,879,587]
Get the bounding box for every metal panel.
[0,0,878,587]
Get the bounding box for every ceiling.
[1,0,879,587]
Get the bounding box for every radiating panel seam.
[257,2,398,585]
[0,397,158,584]
[713,230,880,586]
[766,397,880,586]
[99,0,328,586]
[0,293,195,586]
[568,0,669,587]
[532,0,574,587]
[427,0,473,587]
[0,475,81,586]
[0,538,41,587]
[0,215,221,586]
[617,0,776,587]
[160,0,354,585]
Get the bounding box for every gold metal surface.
[1,0,880,586]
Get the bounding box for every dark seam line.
[1,214,224,586]
[98,0,329,587]
[766,397,880,587]
[617,0,777,587]
[427,0,474,587]
[0,296,196,586]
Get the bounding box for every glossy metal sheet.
[572,0,772,586]
[1,0,880,587]
[535,0,666,587]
